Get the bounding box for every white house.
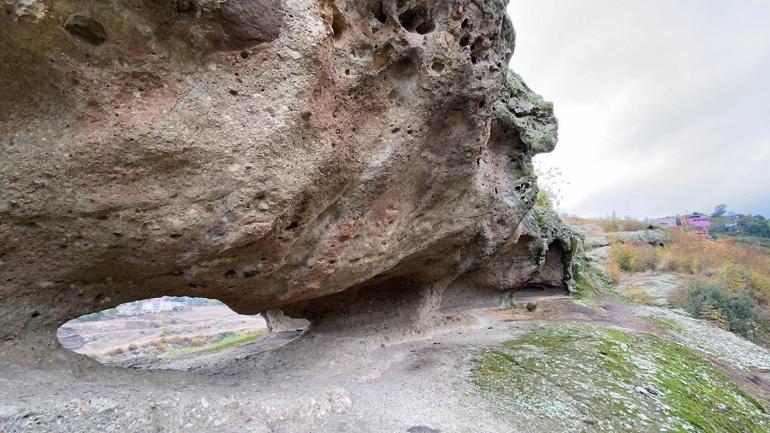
[140,297,184,314]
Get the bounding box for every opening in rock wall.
[56,296,279,368]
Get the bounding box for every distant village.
[649,213,712,235]
[116,297,190,316]
[641,206,768,238]
[74,296,220,321]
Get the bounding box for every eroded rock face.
[0,0,579,356]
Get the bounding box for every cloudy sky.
[506,0,770,218]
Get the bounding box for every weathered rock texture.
[0,0,579,358]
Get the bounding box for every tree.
[739,217,770,237]
[712,204,728,217]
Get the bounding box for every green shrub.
[535,190,553,208]
[609,242,659,272]
[684,281,758,337]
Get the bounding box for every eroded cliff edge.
[0,0,581,360]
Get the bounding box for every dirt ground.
[2,225,770,432]
[3,285,769,433]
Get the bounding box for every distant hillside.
[710,214,770,238]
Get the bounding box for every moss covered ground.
[472,323,768,432]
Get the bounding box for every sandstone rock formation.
[0,0,581,359]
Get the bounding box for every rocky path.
[3,286,770,432]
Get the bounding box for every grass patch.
[647,315,683,333]
[609,242,660,272]
[472,323,768,432]
[162,331,266,359]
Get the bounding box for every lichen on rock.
[493,70,559,155]
[473,323,770,433]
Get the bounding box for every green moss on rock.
[472,323,768,433]
[493,71,558,154]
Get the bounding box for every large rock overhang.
[0,0,579,360]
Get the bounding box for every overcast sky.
[506,0,770,218]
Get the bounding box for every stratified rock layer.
[0,0,578,357]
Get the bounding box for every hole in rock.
[176,0,196,15]
[331,8,349,45]
[64,14,107,45]
[371,0,387,23]
[56,297,283,369]
[398,5,434,34]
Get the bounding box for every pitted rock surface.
[0,0,578,359]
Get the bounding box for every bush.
[626,286,654,305]
[716,264,754,293]
[683,281,758,337]
[535,190,553,208]
[609,242,659,272]
[658,231,770,302]
[610,243,636,271]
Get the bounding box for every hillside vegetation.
[607,230,770,343]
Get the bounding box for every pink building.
[681,214,710,232]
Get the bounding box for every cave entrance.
[57,296,271,368]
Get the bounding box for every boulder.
[0,0,581,357]
[54,326,85,350]
[610,229,672,246]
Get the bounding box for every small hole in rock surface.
[240,51,250,59]
[415,21,435,35]
[372,1,387,23]
[229,89,238,96]
[176,0,196,14]
[331,9,349,43]
[31,311,40,318]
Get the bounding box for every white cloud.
[507,0,770,217]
